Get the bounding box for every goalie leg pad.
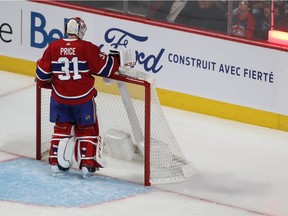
[74,124,106,169]
[75,136,105,169]
[57,136,75,169]
[49,122,73,167]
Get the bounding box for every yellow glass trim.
[0,55,36,77]
[1,55,287,132]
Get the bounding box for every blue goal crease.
[0,157,151,207]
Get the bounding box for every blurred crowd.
[147,0,288,40]
[68,1,288,41]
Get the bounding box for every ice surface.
[1,70,288,216]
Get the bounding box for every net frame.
[36,73,151,185]
[36,72,195,186]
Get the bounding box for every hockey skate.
[81,166,97,179]
[51,164,69,177]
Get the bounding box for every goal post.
[36,68,195,186]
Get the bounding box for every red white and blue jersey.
[36,38,119,105]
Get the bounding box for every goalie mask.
[65,17,87,40]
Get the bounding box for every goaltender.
[36,17,135,178]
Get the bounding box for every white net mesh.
[37,72,195,184]
[39,89,53,159]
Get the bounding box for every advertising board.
[1,1,288,128]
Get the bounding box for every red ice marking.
[0,84,34,98]
[156,187,273,216]
[0,150,22,162]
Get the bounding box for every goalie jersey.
[36,38,119,105]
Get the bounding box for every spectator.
[255,1,288,40]
[147,1,174,21]
[147,0,187,23]
[166,0,188,23]
[232,0,265,17]
[175,0,227,33]
[231,0,256,38]
[285,2,288,15]
[251,0,266,18]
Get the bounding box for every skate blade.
[52,171,68,177]
[51,165,68,177]
[82,173,94,179]
[82,167,96,179]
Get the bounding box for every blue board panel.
[0,158,151,207]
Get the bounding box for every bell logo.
[30,12,65,48]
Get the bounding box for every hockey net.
[36,68,195,186]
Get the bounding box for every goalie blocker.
[109,49,136,68]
